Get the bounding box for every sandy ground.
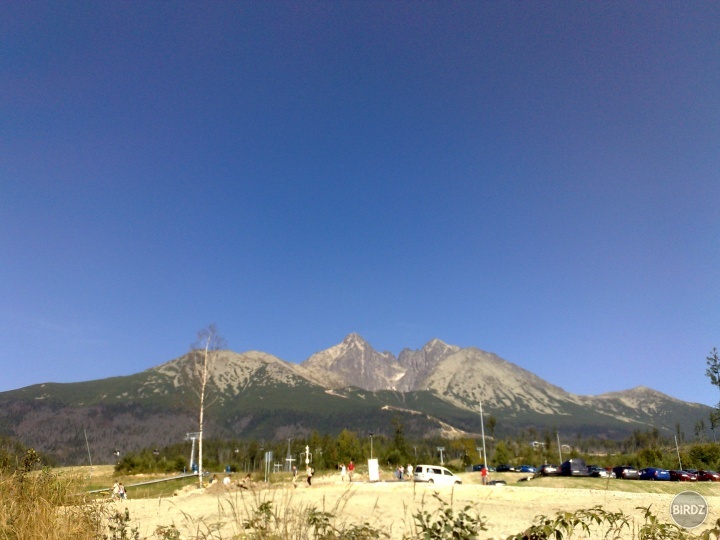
[115,474,720,539]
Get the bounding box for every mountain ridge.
[0,333,711,464]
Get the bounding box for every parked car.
[561,459,588,476]
[669,470,697,482]
[413,465,462,485]
[613,466,640,479]
[537,464,560,476]
[488,480,507,486]
[696,470,720,482]
[472,464,496,472]
[495,464,516,472]
[587,465,611,478]
[639,467,671,481]
[519,465,537,473]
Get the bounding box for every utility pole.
[556,432,563,463]
[84,429,93,476]
[479,399,488,468]
[285,438,294,472]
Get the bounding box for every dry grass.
[0,468,107,540]
[4,464,718,540]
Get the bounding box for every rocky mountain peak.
[422,338,459,356]
[393,339,460,391]
[1,335,711,466]
[301,334,401,391]
[342,333,368,349]
[299,335,467,392]
[423,337,447,348]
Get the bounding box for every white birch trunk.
[198,340,209,488]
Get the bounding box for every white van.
[413,465,462,485]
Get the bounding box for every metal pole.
[479,399,488,467]
[556,432,562,463]
[84,429,93,475]
[675,435,683,470]
[286,438,292,471]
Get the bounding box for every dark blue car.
[639,467,670,481]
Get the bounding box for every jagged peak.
[342,333,368,347]
[422,338,459,352]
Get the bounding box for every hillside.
[0,334,711,464]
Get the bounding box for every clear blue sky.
[2,2,719,406]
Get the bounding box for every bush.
[688,443,720,470]
[410,493,486,539]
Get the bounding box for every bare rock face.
[300,335,591,416]
[301,334,462,391]
[301,333,404,391]
[395,338,459,391]
[417,347,584,415]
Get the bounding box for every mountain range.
[0,333,710,464]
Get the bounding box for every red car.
[669,470,697,482]
[696,470,720,482]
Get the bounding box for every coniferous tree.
[706,348,720,387]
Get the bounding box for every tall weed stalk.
[0,451,106,540]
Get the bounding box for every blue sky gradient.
[2,2,719,406]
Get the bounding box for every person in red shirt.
[348,460,355,482]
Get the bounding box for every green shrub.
[409,492,486,540]
[688,444,720,470]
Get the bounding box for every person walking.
[292,466,298,488]
[306,465,313,486]
[340,463,347,482]
[347,460,355,482]
[481,466,489,486]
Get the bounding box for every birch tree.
[190,324,225,487]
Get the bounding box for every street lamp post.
[286,438,294,472]
[479,399,488,468]
[302,445,312,471]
